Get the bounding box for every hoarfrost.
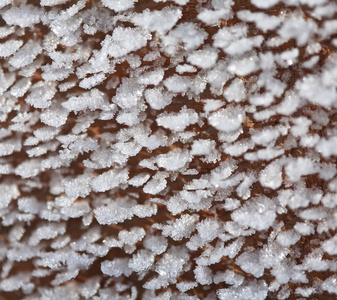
[208,106,245,132]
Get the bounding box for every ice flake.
[285,157,318,182]
[194,265,212,285]
[176,64,197,74]
[157,107,198,132]
[158,214,199,241]
[228,56,259,76]
[34,127,60,142]
[191,139,216,156]
[322,235,337,255]
[294,222,315,236]
[61,201,90,218]
[138,69,164,86]
[9,40,42,68]
[198,7,232,25]
[187,48,218,69]
[91,168,128,192]
[197,218,222,243]
[163,23,207,54]
[276,230,301,247]
[208,60,233,95]
[132,7,182,34]
[236,250,264,277]
[223,139,254,157]
[41,0,71,5]
[18,197,41,214]
[15,159,41,178]
[106,27,151,58]
[101,0,136,12]
[28,223,66,246]
[62,89,108,112]
[132,203,158,218]
[3,5,43,28]
[259,161,282,190]
[101,258,132,277]
[10,77,32,98]
[40,104,69,128]
[26,81,56,109]
[144,235,168,255]
[155,246,189,278]
[112,78,143,109]
[0,40,23,58]
[0,273,33,293]
[63,174,93,198]
[94,198,136,225]
[129,173,150,187]
[0,184,20,209]
[226,36,264,56]
[213,270,244,286]
[250,92,275,107]
[251,0,280,8]
[163,75,190,94]
[231,197,276,231]
[143,174,167,195]
[79,72,106,89]
[176,281,198,293]
[322,275,337,295]
[224,78,246,102]
[316,137,337,157]
[129,249,155,272]
[217,280,268,300]
[208,106,245,132]
[299,207,327,220]
[52,269,79,286]
[279,16,317,46]
[237,10,282,32]
[119,227,146,245]
[0,142,15,157]
[213,24,247,50]
[154,149,189,171]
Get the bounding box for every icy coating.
[1,0,337,299]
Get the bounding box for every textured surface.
[1,0,337,299]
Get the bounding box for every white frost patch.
[276,230,301,247]
[163,23,207,53]
[224,78,246,102]
[91,168,128,192]
[208,106,245,132]
[231,197,276,231]
[157,214,199,241]
[94,199,136,225]
[197,218,222,242]
[0,40,23,58]
[29,223,66,246]
[316,137,337,157]
[3,5,43,28]
[322,235,337,255]
[106,27,151,58]
[156,149,191,171]
[129,249,155,272]
[101,0,136,12]
[259,161,282,190]
[101,259,132,277]
[132,7,182,34]
[285,157,318,182]
[187,48,218,69]
[157,106,198,131]
[145,88,173,110]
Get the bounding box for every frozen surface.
[1,0,337,299]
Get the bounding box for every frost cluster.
[1,0,337,299]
